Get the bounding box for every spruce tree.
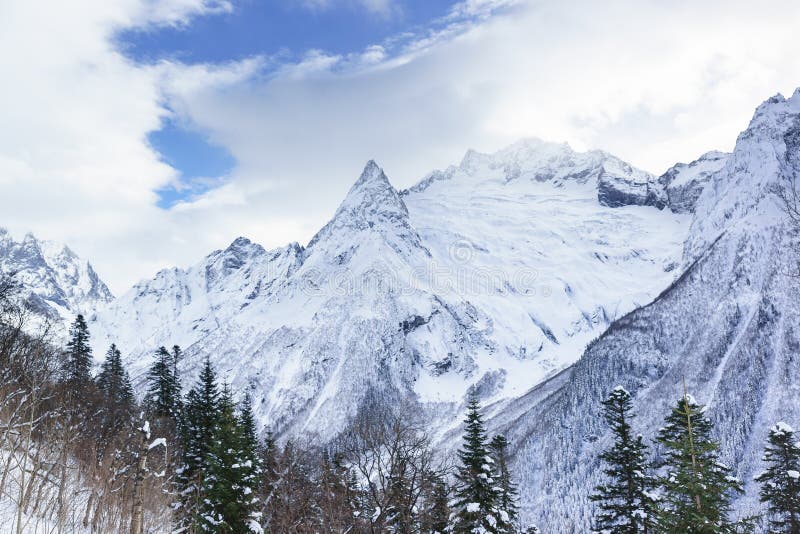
[199,384,262,533]
[176,356,221,532]
[96,343,134,410]
[655,393,743,533]
[450,395,510,534]
[63,314,92,385]
[319,451,361,531]
[420,473,450,534]
[755,422,800,533]
[385,454,414,533]
[489,434,520,532]
[590,386,656,533]
[144,346,182,421]
[237,392,262,524]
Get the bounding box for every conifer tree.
[144,346,182,421]
[655,393,744,533]
[590,386,656,533]
[176,356,221,532]
[420,473,450,534]
[238,392,262,521]
[199,384,262,533]
[385,454,414,533]
[172,344,182,378]
[319,451,361,531]
[490,434,520,532]
[63,314,92,385]
[755,422,800,533]
[450,395,511,534]
[96,343,134,410]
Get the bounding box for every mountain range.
[2,89,798,531]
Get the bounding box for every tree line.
[0,272,533,533]
[4,271,798,533]
[590,385,800,533]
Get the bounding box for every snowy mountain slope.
[89,236,303,362]
[0,228,113,323]
[90,141,690,441]
[492,90,800,531]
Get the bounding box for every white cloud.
[298,0,401,19]
[1,0,799,297]
[0,0,251,292]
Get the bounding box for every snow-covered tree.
[590,386,656,533]
[96,343,133,410]
[489,434,520,532]
[655,394,744,533]
[199,384,263,533]
[144,346,182,421]
[176,356,221,532]
[419,473,450,534]
[318,451,363,532]
[62,314,92,385]
[450,395,512,534]
[755,422,800,533]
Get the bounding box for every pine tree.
[655,393,744,533]
[237,392,262,528]
[176,356,221,532]
[450,395,510,534]
[96,343,134,410]
[172,344,182,378]
[385,453,414,533]
[590,386,656,533]
[755,422,800,533]
[144,346,182,421]
[199,384,262,533]
[63,314,92,385]
[319,451,361,532]
[489,434,520,533]
[419,473,450,534]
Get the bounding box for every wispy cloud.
[297,0,402,19]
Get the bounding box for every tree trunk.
[130,425,149,534]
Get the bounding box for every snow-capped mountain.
[2,81,797,533]
[491,90,800,530]
[0,228,113,323]
[89,138,690,440]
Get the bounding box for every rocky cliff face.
[658,150,729,214]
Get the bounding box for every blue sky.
[119,0,460,207]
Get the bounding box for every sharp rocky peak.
[306,160,415,251]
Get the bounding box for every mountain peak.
[305,160,421,254]
[342,160,398,204]
[0,230,113,322]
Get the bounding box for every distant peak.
[351,160,390,190]
[220,236,266,259]
[341,160,399,204]
[228,236,253,248]
[306,160,417,250]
